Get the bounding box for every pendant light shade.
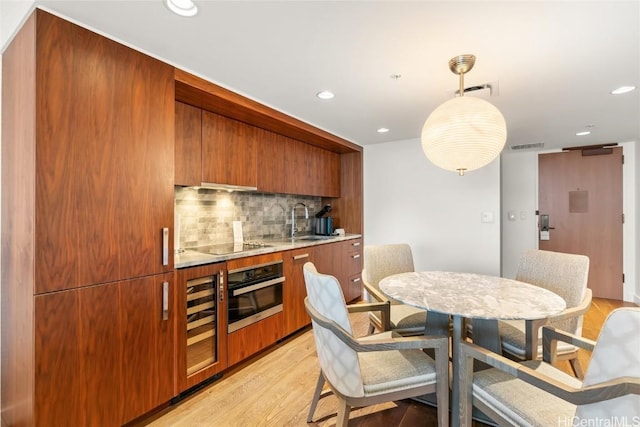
[421,55,507,176]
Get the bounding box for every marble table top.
[379,271,566,320]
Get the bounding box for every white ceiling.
[21,1,640,151]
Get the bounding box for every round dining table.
[379,270,566,427]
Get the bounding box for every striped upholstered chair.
[499,249,591,378]
[458,307,640,426]
[303,262,449,427]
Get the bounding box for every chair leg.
[307,370,325,422]
[335,398,351,427]
[569,357,585,380]
[367,323,375,335]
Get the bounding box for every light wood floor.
[139,298,635,427]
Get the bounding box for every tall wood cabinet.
[283,248,314,336]
[2,10,175,426]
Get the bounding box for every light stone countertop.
[379,270,566,320]
[175,234,362,268]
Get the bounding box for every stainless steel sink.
[296,235,336,241]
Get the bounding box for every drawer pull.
[162,281,169,320]
[352,242,361,247]
[352,254,361,259]
[352,277,361,283]
[293,253,310,260]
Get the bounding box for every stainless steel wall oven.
[227,260,284,333]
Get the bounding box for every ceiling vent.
[510,142,545,151]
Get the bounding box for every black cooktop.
[196,242,271,256]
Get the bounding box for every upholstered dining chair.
[303,262,450,427]
[458,307,640,427]
[499,249,591,378]
[361,243,427,335]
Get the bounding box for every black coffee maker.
[314,204,333,236]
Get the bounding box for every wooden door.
[120,273,175,423]
[283,247,314,335]
[34,10,175,293]
[175,101,202,186]
[538,148,623,299]
[35,274,175,426]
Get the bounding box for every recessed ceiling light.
[610,86,636,95]
[377,127,389,133]
[576,131,591,136]
[164,0,198,17]
[316,90,335,100]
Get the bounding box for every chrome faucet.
[291,203,309,238]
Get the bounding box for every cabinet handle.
[352,254,361,259]
[162,281,169,320]
[352,277,361,283]
[219,271,225,302]
[162,227,169,266]
[352,242,361,247]
[293,253,310,260]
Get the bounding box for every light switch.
[481,211,495,223]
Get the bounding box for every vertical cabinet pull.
[219,271,225,302]
[162,281,169,320]
[162,227,169,266]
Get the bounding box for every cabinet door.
[201,111,257,188]
[35,11,175,293]
[34,274,174,426]
[176,263,228,393]
[283,248,314,336]
[283,137,313,195]
[175,101,202,186]
[257,130,286,193]
[121,273,175,423]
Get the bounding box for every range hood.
[199,182,258,192]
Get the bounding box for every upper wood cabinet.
[283,137,340,197]
[201,111,258,188]
[30,10,175,294]
[257,129,287,193]
[175,101,202,186]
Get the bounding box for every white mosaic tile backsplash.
[175,187,323,249]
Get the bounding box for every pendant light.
[421,55,507,176]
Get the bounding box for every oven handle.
[230,276,285,296]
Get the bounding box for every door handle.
[162,281,169,320]
[162,227,169,266]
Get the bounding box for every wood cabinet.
[312,240,362,302]
[31,10,174,294]
[201,111,258,188]
[284,138,340,197]
[257,130,287,193]
[175,101,202,187]
[2,10,175,426]
[283,248,314,336]
[34,274,174,426]
[176,263,227,394]
[342,238,363,301]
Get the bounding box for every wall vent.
[510,142,545,151]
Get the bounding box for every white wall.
[500,151,539,279]
[500,142,638,303]
[363,138,501,276]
